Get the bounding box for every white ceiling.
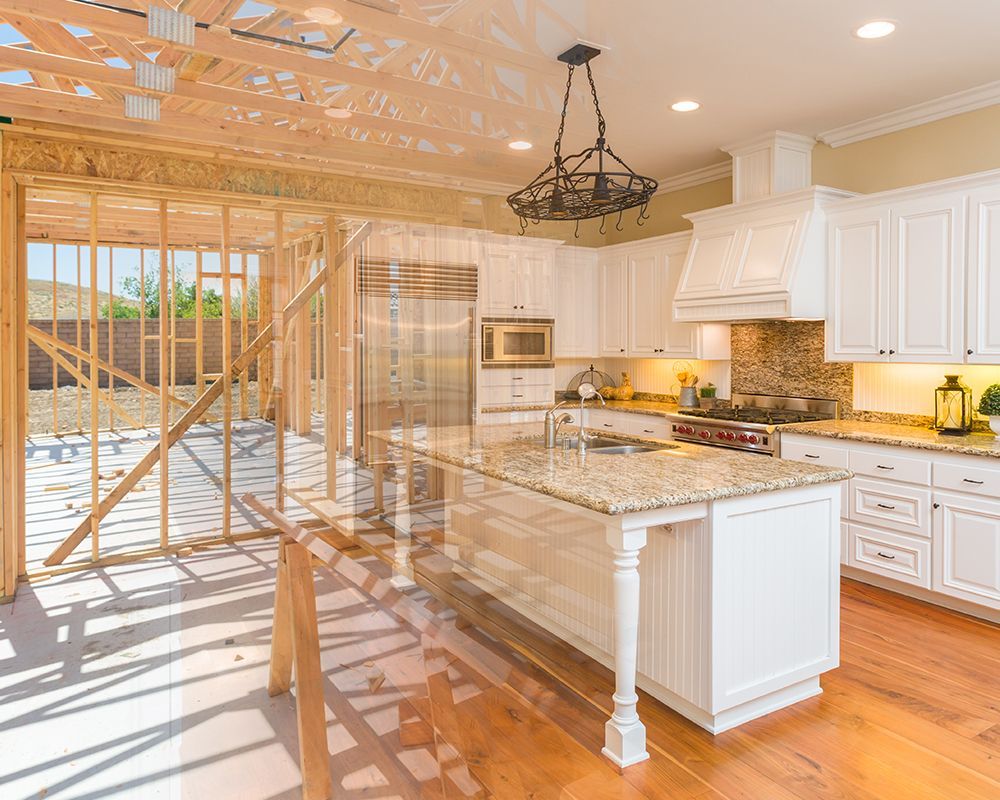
[538,0,1000,181]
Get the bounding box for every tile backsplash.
[731,321,853,412]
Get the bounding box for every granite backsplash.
[730,321,958,428]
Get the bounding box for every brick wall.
[28,318,267,389]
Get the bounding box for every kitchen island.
[374,423,850,768]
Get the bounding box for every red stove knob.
[738,433,748,442]
[699,430,711,439]
[716,431,726,439]
[684,425,694,434]
[748,434,759,444]
[725,431,736,440]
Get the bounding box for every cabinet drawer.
[625,415,671,440]
[849,524,931,588]
[933,458,1000,498]
[480,368,554,388]
[849,477,931,537]
[850,447,931,486]
[481,384,553,406]
[780,438,849,469]
[587,409,630,435]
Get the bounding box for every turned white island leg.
[390,454,415,589]
[602,525,649,768]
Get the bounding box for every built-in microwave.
[481,319,553,365]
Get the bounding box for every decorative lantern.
[934,374,973,435]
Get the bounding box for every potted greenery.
[978,384,1000,437]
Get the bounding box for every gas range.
[668,393,840,456]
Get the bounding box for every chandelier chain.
[585,63,606,139]
[553,63,575,163]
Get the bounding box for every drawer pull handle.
[603,423,614,428]
[875,464,894,471]
[512,394,524,398]
[875,503,896,510]
[643,429,655,434]
[804,454,820,459]
[962,478,984,485]
[876,551,896,560]
[513,377,524,380]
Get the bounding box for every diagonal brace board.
[43,222,371,566]
[30,332,142,429]
[26,323,217,421]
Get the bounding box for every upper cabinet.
[598,253,629,356]
[481,238,556,318]
[554,247,598,358]
[599,235,730,360]
[966,186,1000,363]
[825,174,1000,363]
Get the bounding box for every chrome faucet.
[544,400,575,448]
[576,382,606,452]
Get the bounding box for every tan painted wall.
[812,104,1000,193]
[602,178,733,246]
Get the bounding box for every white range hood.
[673,132,854,322]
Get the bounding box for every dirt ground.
[27,380,272,437]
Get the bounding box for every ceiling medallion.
[507,44,657,237]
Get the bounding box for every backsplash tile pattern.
[731,321,853,412]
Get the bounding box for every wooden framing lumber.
[159,200,169,549]
[43,222,371,566]
[88,195,99,561]
[221,207,233,538]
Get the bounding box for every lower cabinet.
[933,492,1000,609]
[781,433,1000,615]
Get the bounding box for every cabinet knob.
[879,349,886,355]
[620,348,625,353]
[888,349,896,355]
[933,503,940,509]
[968,349,974,355]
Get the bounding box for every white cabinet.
[889,194,965,362]
[933,492,1000,609]
[598,254,628,356]
[827,187,970,363]
[599,236,729,360]
[554,247,598,357]
[826,207,889,360]
[966,187,1000,362]
[481,241,555,318]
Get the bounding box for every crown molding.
[818,79,1000,148]
[656,160,732,194]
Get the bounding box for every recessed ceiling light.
[854,20,896,39]
[324,107,353,119]
[508,139,533,150]
[670,100,700,113]
[305,6,344,26]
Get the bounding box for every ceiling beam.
[0,82,532,184]
[11,0,561,127]
[0,44,531,157]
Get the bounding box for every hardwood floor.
[313,519,1000,800]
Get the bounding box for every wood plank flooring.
[311,515,1000,800]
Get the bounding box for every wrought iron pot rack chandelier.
[507,44,657,237]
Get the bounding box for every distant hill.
[28,279,140,320]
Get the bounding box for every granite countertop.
[782,419,1000,459]
[373,423,850,516]
[480,398,685,416]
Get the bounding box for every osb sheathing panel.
[1,134,462,222]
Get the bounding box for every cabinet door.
[889,194,966,362]
[482,248,519,316]
[826,207,889,362]
[933,491,1000,609]
[661,245,701,357]
[517,249,554,317]
[598,256,628,356]
[554,250,597,357]
[627,248,664,356]
[966,189,1000,363]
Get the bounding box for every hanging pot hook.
[615,210,624,232]
[574,219,581,239]
[599,215,607,236]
